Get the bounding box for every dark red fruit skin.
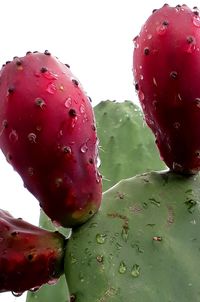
[0,52,102,227]
[133,4,200,174]
[0,209,65,293]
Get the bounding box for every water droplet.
[28,133,37,143]
[79,104,85,114]
[131,264,140,278]
[153,77,157,86]
[194,98,200,107]
[195,150,200,158]
[147,34,152,40]
[118,261,127,274]
[138,90,144,101]
[71,116,78,128]
[29,286,41,293]
[0,237,3,242]
[55,178,63,188]
[80,143,88,154]
[62,146,72,154]
[193,15,200,27]
[79,272,84,282]
[172,162,183,172]
[46,83,57,94]
[65,97,72,108]
[9,130,18,142]
[53,220,61,228]
[140,74,144,80]
[96,233,107,244]
[12,291,24,297]
[42,70,58,80]
[47,278,58,285]
[156,24,167,35]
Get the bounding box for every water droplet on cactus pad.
[131,264,140,278]
[118,261,127,274]
[46,83,57,94]
[12,291,24,297]
[65,97,72,108]
[80,143,88,153]
[9,130,18,143]
[96,233,107,244]
[79,272,84,282]
[193,15,200,27]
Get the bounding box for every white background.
[0,0,197,301]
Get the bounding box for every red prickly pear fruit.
[133,4,200,174]
[0,51,102,227]
[0,209,65,293]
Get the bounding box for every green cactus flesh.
[27,100,165,302]
[65,171,200,301]
[95,100,165,191]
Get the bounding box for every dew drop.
[12,291,24,297]
[9,130,18,143]
[28,133,37,143]
[47,279,58,285]
[96,156,101,168]
[96,233,107,244]
[147,34,152,40]
[42,70,58,80]
[29,286,41,293]
[65,97,72,108]
[53,220,61,228]
[79,104,85,114]
[46,83,57,94]
[71,116,78,128]
[131,264,140,278]
[172,162,183,172]
[35,97,46,108]
[193,15,200,27]
[80,143,88,154]
[79,272,84,282]
[28,167,34,176]
[118,261,127,274]
[140,74,144,80]
[194,98,200,107]
[138,90,145,101]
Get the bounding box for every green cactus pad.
[96,100,165,191]
[65,171,200,301]
[27,100,165,302]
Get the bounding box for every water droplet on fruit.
[12,291,24,297]
[96,233,107,244]
[46,83,57,94]
[153,77,157,86]
[28,133,37,143]
[9,130,18,143]
[64,97,72,108]
[71,116,78,128]
[42,70,58,80]
[62,146,72,154]
[140,74,144,80]
[147,34,152,40]
[29,286,41,292]
[131,264,140,278]
[47,278,58,286]
[79,104,85,114]
[96,156,101,168]
[138,90,144,101]
[193,15,200,27]
[118,261,127,274]
[173,162,183,172]
[80,143,88,153]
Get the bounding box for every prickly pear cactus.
[65,171,200,301]
[96,100,165,190]
[27,100,165,302]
